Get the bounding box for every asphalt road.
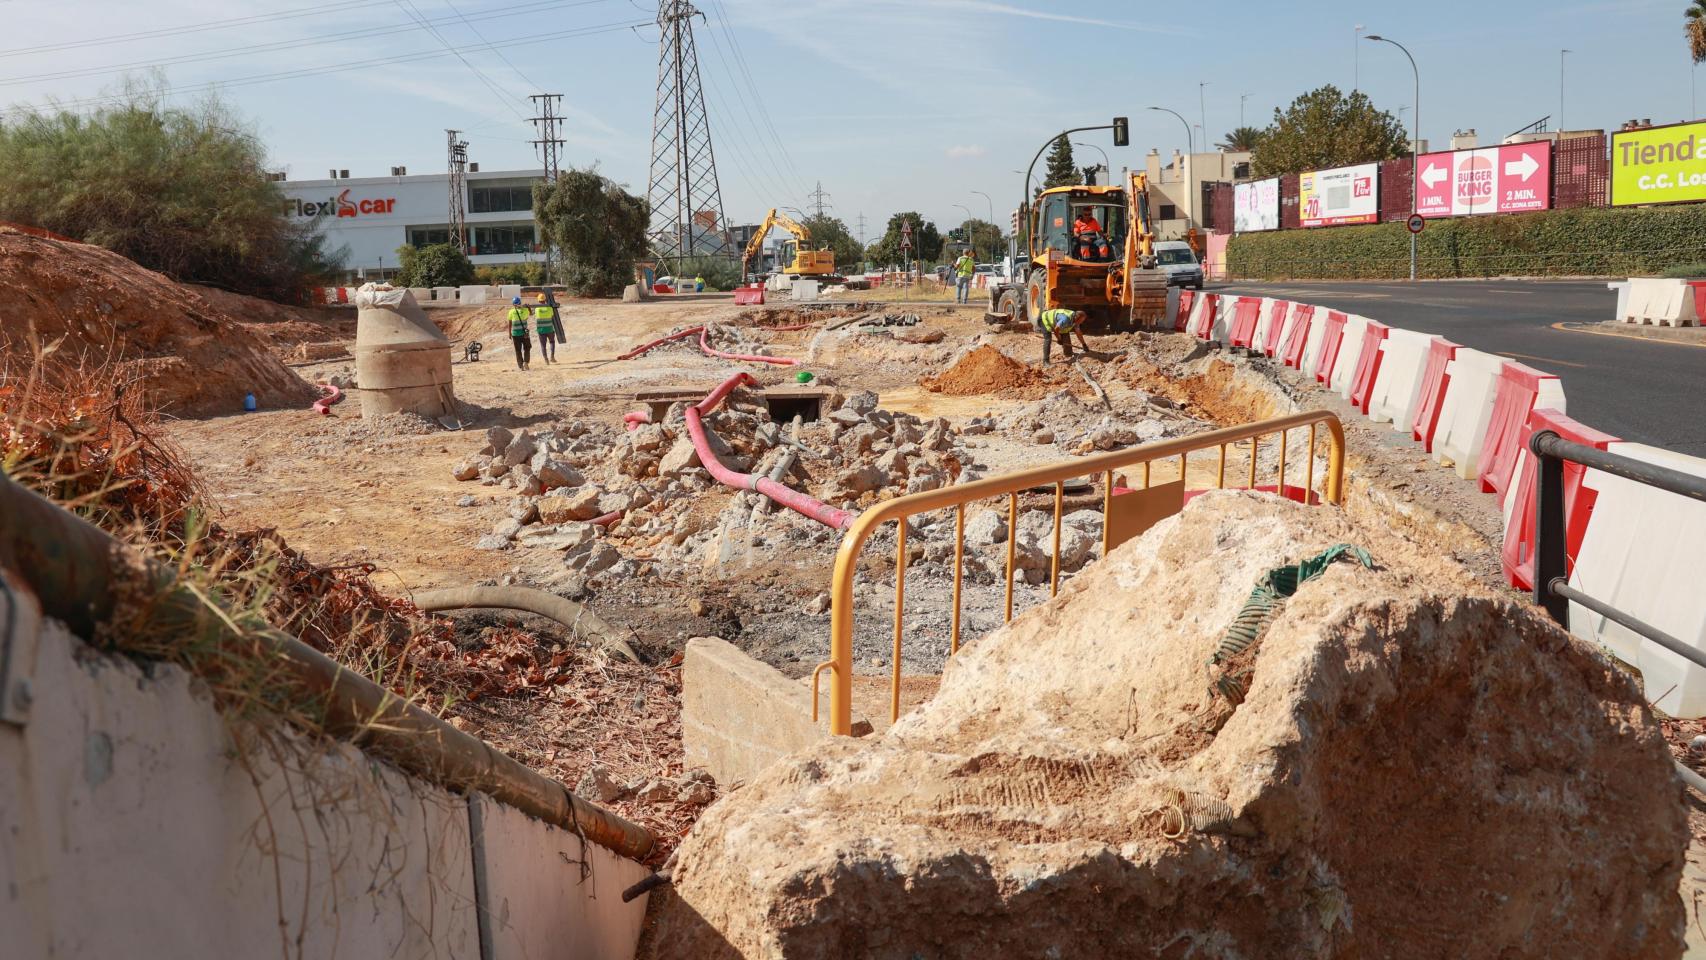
[1218,280,1706,457]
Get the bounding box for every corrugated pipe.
[617,326,703,361]
[622,410,651,431]
[312,382,343,416]
[411,585,640,663]
[0,474,655,862]
[698,326,799,367]
[685,372,854,531]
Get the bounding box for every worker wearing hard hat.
[1035,307,1089,364]
[532,293,557,364]
[506,296,532,370]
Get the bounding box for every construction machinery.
[741,208,837,282]
[987,171,1167,331]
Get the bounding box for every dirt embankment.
[0,229,316,416]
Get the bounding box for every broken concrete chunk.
[598,492,635,515]
[536,459,584,491]
[804,592,831,615]
[1134,419,1167,441]
[874,449,909,483]
[472,534,511,551]
[565,540,621,573]
[577,762,623,802]
[507,498,540,524]
[659,436,702,477]
[964,510,1006,544]
[490,516,524,540]
[455,494,478,508]
[843,390,878,415]
[827,408,864,428]
[501,430,537,467]
[537,487,604,524]
[451,458,484,481]
[1032,429,1055,445]
[828,464,885,498]
[483,425,513,456]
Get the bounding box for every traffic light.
[1112,116,1129,147]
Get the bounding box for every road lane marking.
[1504,351,1588,368]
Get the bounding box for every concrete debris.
[576,762,623,803]
[644,494,1688,958]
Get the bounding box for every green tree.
[799,213,864,269]
[866,211,942,265]
[1249,85,1409,177]
[472,262,546,286]
[1043,136,1080,189]
[0,84,342,301]
[1690,2,1706,63]
[1217,126,1263,152]
[956,218,1005,262]
[396,243,475,287]
[533,169,649,296]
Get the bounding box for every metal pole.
[1148,106,1193,156]
[1198,82,1209,148]
[1560,49,1570,133]
[1369,35,1420,281]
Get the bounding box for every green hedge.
[1226,205,1706,280]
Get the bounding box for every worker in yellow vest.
[532,293,557,364]
[1035,307,1088,364]
[506,297,532,370]
[953,251,976,304]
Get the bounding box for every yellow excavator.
[741,208,837,282]
[988,170,1167,331]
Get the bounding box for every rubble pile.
[643,494,1689,959]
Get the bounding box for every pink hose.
[698,327,798,367]
[590,510,624,527]
[617,326,704,361]
[312,382,342,416]
[685,372,853,531]
[622,410,651,431]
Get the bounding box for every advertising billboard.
[1611,120,1706,207]
[1233,177,1281,232]
[1299,163,1378,227]
[1416,142,1551,217]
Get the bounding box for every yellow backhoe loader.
[741,208,837,282]
[987,170,1167,332]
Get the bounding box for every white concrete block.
[792,279,820,301]
[1368,328,1432,428]
[1432,347,1507,479]
[459,284,490,305]
[433,285,459,301]
[1608,280,1631,324]
[497,284,523,302]
[1624,277,1695,326]
[408,286,433,303]
[1329,315,1371,399]
[1569,442,1706,716]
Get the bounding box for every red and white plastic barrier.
[1228,297,1262,348]
[1366,328,1431,428]
[1432,348,1508,480]
[1346,319,1389,412]
[1410,337,1460,451]
[1174,288,1196,332]
[1477,361,1566,502]
[1280,304,1315,369]
[1192,293,1220,340]
[1567,442,1706,715]
[1310,310,1348,384]
[1252,299,1286,356]
[1501,408,1615,591]
[1328,315,1372,399]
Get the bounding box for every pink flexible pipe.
[685,372,853,531]
[617,326,704,361]
[590,510,625,527]
[622,410,651,431]
[698,327,798,367]
[312,382,343,415]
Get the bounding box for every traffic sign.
[1406,213,1426,235]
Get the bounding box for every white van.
[1153,240,1203,289]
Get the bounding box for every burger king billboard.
[1612,120,1706,206]
[1415,143,1551,218]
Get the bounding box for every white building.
[278,168,546,279]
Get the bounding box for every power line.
[440,0,547,92]
[0,0,618,88]
[807,181,832,217]
[0,19,648,119]
[692,38,799,209]
[391,0,530,122]
[705,0,810,197]
[691,7,803,207]
[0,0,397,59]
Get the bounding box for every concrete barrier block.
[792,279,820,301]
[1624,277,1694,326]
[407,287,432,303]
[497,284,522,302]
[1569,442,1706,716]
[682,637,868,786]
[1367,329,1431,428]
[458,284,489,305]
[432,285,458,302]
[1432,347,1507,479]
[1608,280,1631,324]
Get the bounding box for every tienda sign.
[289,188,398,218]
[1611,121,1706,206]
[1416,143,1551,218]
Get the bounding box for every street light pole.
[1148,105,1193,156]
[1198,81,1210,146]
[1073,141,1110,183]
[970,189,994,260]
[1367,34,1419,281]
[953,202,975,259]
[1560,49,1571,133]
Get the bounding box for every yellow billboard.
[1612,121,1706,206]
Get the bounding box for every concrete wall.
[0,588,648,960]
[681,637,870,786]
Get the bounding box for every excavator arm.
[741,208,814,280]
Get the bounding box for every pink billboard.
[1416,142,1551,217]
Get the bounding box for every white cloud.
[945,144,986,158]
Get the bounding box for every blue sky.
[1,0,1696,239]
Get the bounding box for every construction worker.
[532,294,557,364]
[542,286,565,345]
[506,296,532,370]
[953,250,976,304]
[1035,307,1089,364]
[1072,208,1103,236]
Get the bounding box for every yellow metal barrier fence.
[816,411,1346,736]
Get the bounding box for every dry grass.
[1,321,703,860]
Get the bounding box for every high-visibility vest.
[507,307,530,336]
[955,256,975,278]
[1074,217,1102,235]
[533,305,556,333]
[1038,308,1077,332]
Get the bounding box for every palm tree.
[1689,2,1706,63]
[1217,126,1263,152]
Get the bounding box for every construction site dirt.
[15,231,1701,946]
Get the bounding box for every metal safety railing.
[1532,430,1706,668]
[815,411,1346,736]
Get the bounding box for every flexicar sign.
[288,187,398,218]
[1611,121,1706,207]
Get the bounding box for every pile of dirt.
[0,229,316,416]
[919,344,1050,397]
[643,493,1687,958]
